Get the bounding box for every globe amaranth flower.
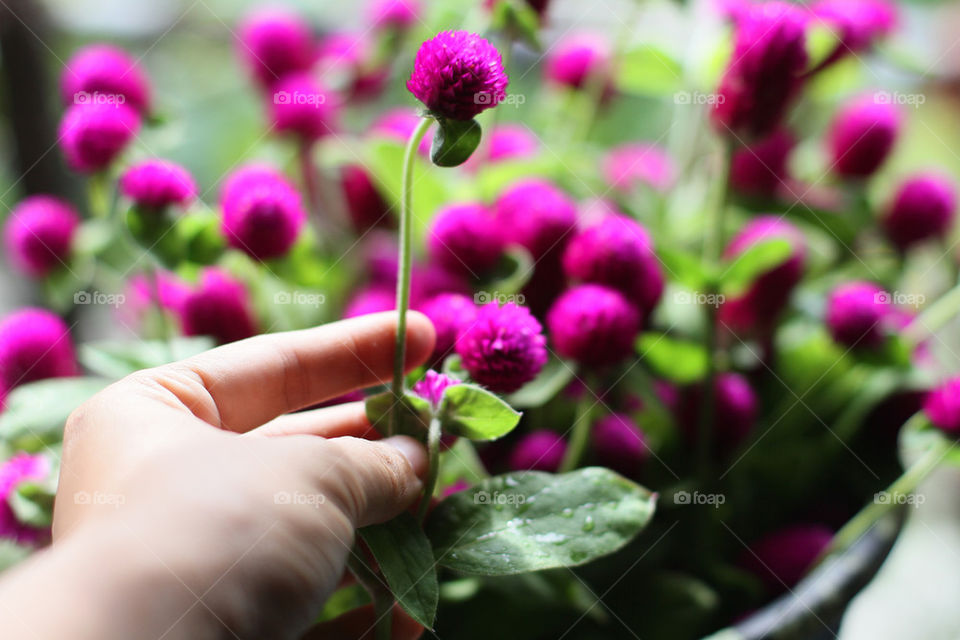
[368,0,421,30]
[811,0,896,72]
[220,164,307,260]
[407,30,508,121]
[341,164,392,233]
[427,202,503,276]
[410,264,471,308]
[509,430,567,472]
[494,179,577,260]
[828,93,900,179]
[412,369,460,410]
[712,2,808,139]
[882,173,957,251]
[604,143,676,194]
[562,215,665,316]
[924,377,960,436]
[5,196,80,278]
[680,372,758,450]
[370,108,434,155]
[547,284,641,368]
[420,293,479,361]
[61,44,151,113]
[591,413,649,477]
[270,73,340,142]
[730,129,795,197]
[456,302,547,393]
[120,159,197,211]
[177,269,257,344]
[826,281,892,348]
[464,124,539,171]
[0,452,51,545]
[343,286,396,319]
[742,525,833,593]
[0,309,77,397]
[237,8,314,88]
[720,216,806,333]
[59,102,141,173]
[545,33,612,93]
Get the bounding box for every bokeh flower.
[547,284,641,368]
[220,164,307,260]
[120,159,197,211]
[427,202,503,276]
[61,44,151,112]
[5,196,80,278]
[269,73,339,142]
[0,309,77,396]
[509,430,567,472]
[604,144,675,194]
[0,453,51,545]
[742,525,833,593]
[178,269,257,344]
[811,0,897,71]
[420,293,478,361]
[344,286,396,319]
[591,413,649,477]
[341,164,392,233]
[59,102,141,173]
[730,129,795,197]
[882,173,957,251]
[494,179,577,259]
[545,33,612,92]
[924,376,960,436]
[826,281,891,348]
[237,8,314,87]
[828,93,900,179]
[456,302,547,393]
[368,0,421,30]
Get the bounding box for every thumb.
[318,436,428,528]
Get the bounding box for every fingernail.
[382,436,428,478]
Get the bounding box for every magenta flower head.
[721,216,806,332]
[545,33,612,92]
[178,269,257,345]
[427,202,503,276]
[5,196,80,278]
[120,159,197,211]
[714,372,759,446]
[0,309,77,394]
[407,31,508,121]
[924,377,960,436]
[341,164,392,233]
[591,413,649,477]
[368,0,421,30]
[59,102,141,173]
[730,129,795,197]
[562,215,665,315]
[410,264,471,308]
[712,2,808,139]
[604,144,676,194]
[420,293,479,361]
[812,0,896,71]
[269,73,339,142]
[509,430,567,472]
[828,93,900,179]
[742,525,833,592]
[883,173,958,251]
[344,286,396,319]
[237,8,314,88]
[61,44,151,113]
[494,179,577,260]
[826,281,891,348]
[0,452,52,545]
[456,302,548,393]
[547,285,641,368]
[412,369,460,409]
[220,164,307,260]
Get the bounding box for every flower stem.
[88,171,111,219]
[391,116,433,436]
[560,393,592,473]
[417,416,442,522]
[346,547,393,640]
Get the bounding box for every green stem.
[88,171,111,219]
[346,547,393,640]
[391,116,434,436]
[417,416,442,522]
[903,280,960,347]
[560,393,592,473]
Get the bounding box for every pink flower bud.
[826,281,891,348]
[269,73,339,142]
[220,164,306,260]
[368,0,421,31]
[237,8,314,88]
[828,93,900,178]
[0,309,77,395]
[603,143,675,194]
[120,159,197,210]
[545,33,612,92]
[5,196,79,278]
[178,269,257,344]
[730,129,795,197]
[509,430,567,472]
[61,44,151,113]
[427,203,503,276]
[59,102,141,173]
[883,173,957,251]
[547,285,641,368]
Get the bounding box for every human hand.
[0,312,434,640]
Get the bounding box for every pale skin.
[0,312,435,640]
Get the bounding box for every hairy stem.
[417,416,442,522]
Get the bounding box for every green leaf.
[80,337,215,379]
[439,384,521,441]
[505,357,576,409]
[658,247,711,290]
[178,210,226,265]
[617,45,683,96]
[721,238,792,297]
[484,246,534,297]
[0,378,110,450]
[426,467,656,576]
[358,513,439,629]
[636,333,708,384]
[314,583,371,623]
[431,118,483,168]
[365,391,432,441]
